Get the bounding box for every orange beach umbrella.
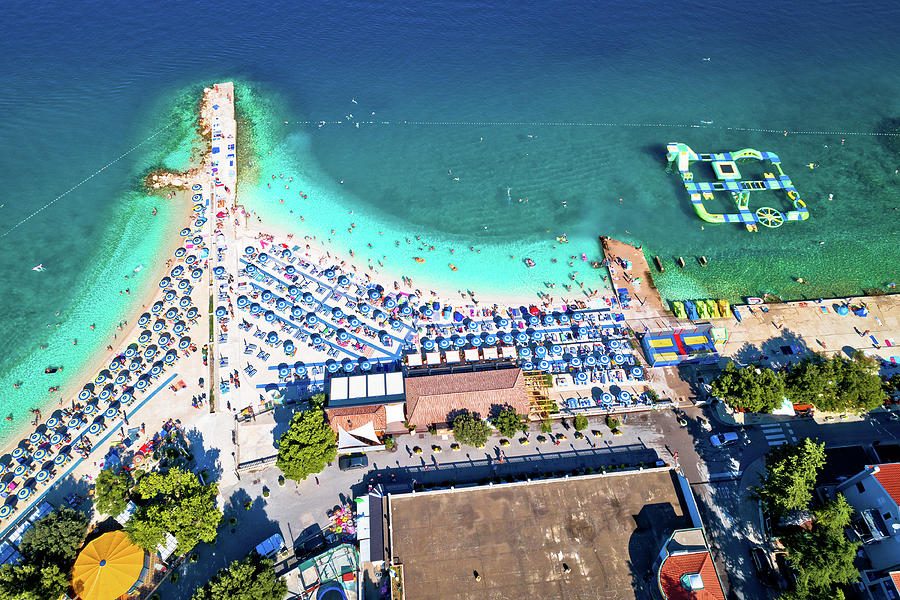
[72,531,145,600]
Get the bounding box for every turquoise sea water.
[1,0,899,443]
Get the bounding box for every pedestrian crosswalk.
[759,423,797,446]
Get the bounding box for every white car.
[710,432,739,447]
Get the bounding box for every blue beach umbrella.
[150,363,162,376]
[438,337,451,349]
[34,469,50,484]
[575,371,589,384]
[244,245,255,256]
[544,315,554,325]
[159,277,171,289]
[89,422,102,435]
[153,320,165,332]
[522,361,534,371]
[125,344,138,357]
[358,303,371,315]
[609,339,621,350]
[467,320,479,331]
[631,367,644,379]
[383,296,396,309]
[290,361,305,376]
[360,359,372,371]
[0,505,11,519]
[399,304,412,316]
[244,263,256,274]
[78,388,92,402]
[585,355,597,367]
[570,357,583,368]
[285,265,297,276]
[178,337,190,350]
[599,354,611,366]
[278,364,291,378]
[174,247,187,258]
[45,417,59,429]
[129,360,141,372]
[471,336,482,346]
[262,290,274,303]
[422,338,435,350]
[348,316,360,328]
[186,307,199,319]
[288,285,300,297]
[324,268,335,279]
[180,227,191,237]
[532,331,544,342]
[185,254,197,264]
[135,377,149,390]
[164,290,176,303]
[326,360,339,373]
[138,313,150,327]
[258,253,269,263]
[497,318,509,328]
[164,307,178,319]
[390,319,402,330]
[173,321,186,334]
[311,335,323,346]
[164,350,177,364]
[338,275,350,287]
[619,390,632,403]
[213,266,225,277]
[342,358,354,372]
[179,292,190,305]
[13,464,27,477]
[215,306,227,318]
[144,345,158,359]
[551,344,562,355]
[614,354,625,365]
[67,417,81,429]
[108,358,122,371]
[484,334,497,345]
[50,433,63,446]
[120,391,133,404]
[191,193,202,201]
[267,331,279,344]
[535,346,547,358]
[171,265,184,278]
[559,314,570,324]
[191,183,202,191]
[302,292,315,305]
[528,315,539,325]
[192,235,203,245]
[17,487,32,501]
[282,249,292,258]
[250,303,261,315]
[379,332,391,344]
[539,360,550,371]
[454,336,466,347]
[367,289,380,301]
[94,371,109,385]
[519,347,532,359]
[105,406,118,419]
[515,332,528,344]
[420,306,433,318]
[265,310,276,322]
[98,389,111,402]
[11,447,26,460]
[28,432,42,444]
[151,301,163,314]
[572,312,583,322]
[291,306,303,319]
[191,268,202,279]
[501,333,513,345]
[54,452,68,466]
[332,307,344,320]
[283,340,295,354]
[337,329,350,342]
[33,448,48,462]
[306,313,318,326]
[601,392,614,404]
[115,372,128,385]
[373,309,386,322]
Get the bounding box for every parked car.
[338,453,369,471]
[749,547,776,586]
[710,432,739,447]
[774,552,797,588]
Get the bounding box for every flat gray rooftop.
[388,469,692,600]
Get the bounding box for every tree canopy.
[785,352,885,413]
[493,408,528,438]
[276,406,337,482]
[573,414,589,431]
[452,411,490,447]
[125,466,222,555]
[0,508,88,600]
[94,468,133,516]
[190,555,287,600]
[753,439,826,516]
[710,361,785,413]
[813,494,854,533]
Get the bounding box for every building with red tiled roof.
[325,405,387,435]
[656,529,725,600]
[403,368,530,429]
[836,463,900,572]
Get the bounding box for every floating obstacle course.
[666,142,809,232]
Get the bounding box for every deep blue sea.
[1,0,899,440]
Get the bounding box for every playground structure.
[666,142,809,232]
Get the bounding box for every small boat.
[524,258,535,268]
[44,366,62,374]
[449,264,458,271]
[676,257,685,269]
[698,256,708,267]
[653,256,664,272]
[32,264,44,272]
[746,297,764,305]
[48,386,60,393]
[413,257,425,263]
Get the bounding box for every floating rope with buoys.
[0,123,176,239]
[280,118,900,138]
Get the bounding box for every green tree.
[813,494,854,532]
[125,467,222,555]
[494,408,528,438]
[786,352,885,413]
[753,439,826,516]
[573,414,589,431]
[0,563,68,600]
[781,522,859,599]
[94,468,133,516]
[276,407,337,482]
[190,555,287,600]
[452,411,490,447]
[18,507,88,568]
[710,361,785,413]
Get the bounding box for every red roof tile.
[890,572,900,593]
[659,551,725,600]
[325,405,386,434]
[874,463,900,507]
[404,369,529,428]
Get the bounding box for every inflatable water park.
[666,142,809,232]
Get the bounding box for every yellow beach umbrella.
[72,531,145,600]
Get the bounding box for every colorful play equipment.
[666,142,809,232]
[670,298,731,320]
